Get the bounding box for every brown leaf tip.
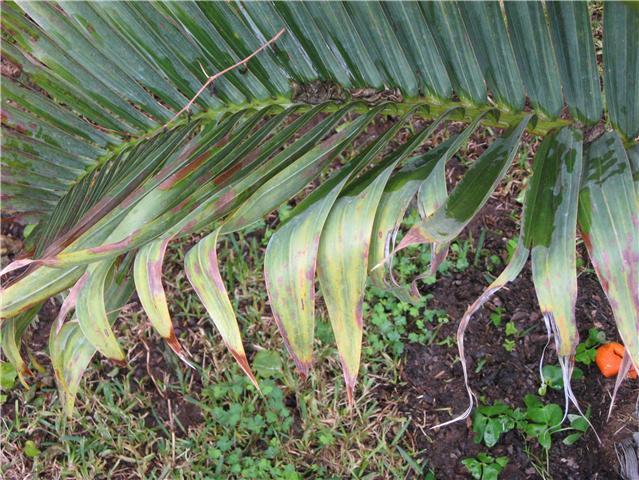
[166,330,195,369]
[230,348,260,392]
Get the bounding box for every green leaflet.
[133,238,192,366]
[420,1,486,106]
[629,144,639,186]
[578,133,638,370]
[414,113,493,274]
[368,110,482,296]
[397,114,530,251]
[317,160,398,405]
[274,3,353,89]
[416,147,449,277]
[527,127,583,356]
[448,126,584,425]
[344,2,418,97]
[49,266,135,416]
[504,1,563,118]
[304,2,383,89]
[368,141,452,302]
[458,1,525,112]
[75,258,125,362]
[547,2,603,124]
[183,229,258,388]
[222,104,380,234]
[263,106,421,376]
[382,2,451,102]
[183,105,381,383]
[0,306,40,385]
[603,2,639,140]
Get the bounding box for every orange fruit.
[595,342,637,379]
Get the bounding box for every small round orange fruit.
[595,342,637,379]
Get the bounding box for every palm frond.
[1,1,637,417]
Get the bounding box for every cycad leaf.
[398,114,530,250]
[49,267,134,416]
[503,1,564,118]
[527,127,583,356]
[547,2,603,124]
[76,259,125,362]
[458,1,525,112]
[603,2,639,140]
[184,229,258,388]
[578,133,638,370]
[420,1,486,106]
[264,107,419,376]
[0,306,39,384]
[133,238,192,366]
[317,160,398,405]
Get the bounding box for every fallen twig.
[163,28,286,129]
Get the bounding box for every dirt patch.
[389,197,639,479]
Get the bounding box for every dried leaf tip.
[230,348,260,392]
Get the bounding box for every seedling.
[502,321,520,352]
[575,328,606,366]
[472,401,519,447]
[472,395,591,451]
[538,365,584,396]
[462,453,508,480]
[489,307,505,327]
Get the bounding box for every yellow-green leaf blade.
[184,229,257,387]
[133,238,191,366]
[317,161,397,404]
[75,259,125,362]
[527,127,584,356]
[398,114,530,250]
[578,133,638,370]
